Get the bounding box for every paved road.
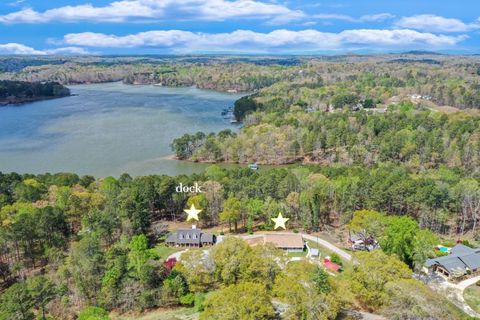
[301,234,352,261]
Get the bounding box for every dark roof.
[201,233,214,243]
[425,244,480,273]
[450,244,475,255]
[460,253,480,270]
[166,229,215,245]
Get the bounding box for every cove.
[0,82,245,177]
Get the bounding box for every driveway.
[167,249,187,261]
[456,275,480,291]
[302,234,352,261]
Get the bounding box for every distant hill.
[0,80,70,105]
[401,50,443,55]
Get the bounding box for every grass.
[111,307,198,320]
[153,244,182,260]
[288,249,308,257]
[464,284,480,314]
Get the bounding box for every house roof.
[425,244,480,273]
[264,234,304,249]
[460,253,480,270]
[167,229,214,245]
[450,244,475,255]
[200,233,215,243]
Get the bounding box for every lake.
[0,82,245,177]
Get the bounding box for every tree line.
[0,80,70,104]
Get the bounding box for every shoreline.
[0,94,72,107]
[163,154,300,167]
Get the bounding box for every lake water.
[0,82,245,177]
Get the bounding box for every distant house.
[166,227,216,247]
[264,234,305,253]
[348,231,379,251]
[425,244,480,279]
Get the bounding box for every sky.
[0,0,479,55]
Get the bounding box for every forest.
[172,103,480,170]
[0,80,70,105]
[1,54,480,107]
[0,162,478,319]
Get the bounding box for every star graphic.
[271,212,289,230]
[184,204,202,222]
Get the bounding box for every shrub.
[180,293,195,306]
[330,253,342,266]
[78,306,110,320]
[194,292,206,312]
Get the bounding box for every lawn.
[464,284,480,314]
[153,244,182,260]
[288,249,308,257]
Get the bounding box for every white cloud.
[360,13,395,22]
[0,0,305,24]
[45,47,92,55]
[313,14,357,23]
[0,43,91,55]
[395,14,480,32]
[7,0,26,7]
[0,43,46,55]
[60,28,467,53]
[313,12,395,23]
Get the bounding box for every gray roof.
[200,233,214,243]
[450,244,475,255]
[425,244,480,273]
[460,253,480,270]
[166,229,215,245]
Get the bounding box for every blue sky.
[0,0,479,55]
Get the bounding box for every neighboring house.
[425,244,480,279]
[263,234,305,253]
[348,231,379,251]
[243,234,305,253]
[166,227,216,247]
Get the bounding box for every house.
[348,231,379,251]
[242,233,305,253]
[264,233,305,253]
[166,227,216,247]
[425,244,480,279]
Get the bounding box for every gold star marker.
[272,212,289,230]
[184,204,202,222]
